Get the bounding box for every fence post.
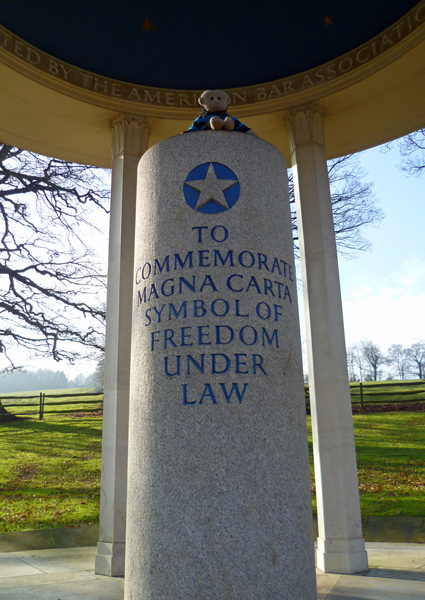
[39,393,46,420]
[360,382,364,411]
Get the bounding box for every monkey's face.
[199,90,230,112]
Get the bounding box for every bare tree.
[0,147,386,384]
[346,348,358,382]
[290,154,384,257]
[0,144,110,371]
[347,344,367,381]
[398,129,425,176]
[405,341,425,380]
[360,339,386,381]
[386,344,410,380]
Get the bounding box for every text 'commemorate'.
[135,224,295,405]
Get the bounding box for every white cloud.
[336,254,425,350]
[342,286,425,350]
[397,256,425,288]
[349,285,374,300]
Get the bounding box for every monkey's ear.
[224,92,231,107]
[198,90,210,108]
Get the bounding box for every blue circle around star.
[183,162,240,214]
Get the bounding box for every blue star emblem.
[183,162,240,213]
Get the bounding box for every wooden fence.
[350,380,425,409]
[0,391,103,420]
[305,380,425,411]
[3,380,425,418]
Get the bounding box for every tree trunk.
[0,401,18,422]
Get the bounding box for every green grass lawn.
[353,411,425,516]
[0,388,424,533]
[307,411,425,516]
[0,389,103,533]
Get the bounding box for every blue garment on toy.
[187,110,251,133]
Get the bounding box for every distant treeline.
[0,369,100,394]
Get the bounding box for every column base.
[95,541,125,576]
[316,536,368,573]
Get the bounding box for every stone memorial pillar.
[125,131,316,599]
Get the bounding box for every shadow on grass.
[0,419,102,456]
[0,418,101,438]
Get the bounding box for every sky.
[2,137,424,381]
[335,142,425,352]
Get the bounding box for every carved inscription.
[1,2,424,107]
[135,226,294,405]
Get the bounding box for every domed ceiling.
[0,0,420,89]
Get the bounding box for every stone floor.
[0,543,424,599]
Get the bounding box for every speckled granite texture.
[126,131,316,599]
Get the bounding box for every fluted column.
[286,108,368,574]
[95,115,149,576]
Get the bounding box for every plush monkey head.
[198,90,231,113]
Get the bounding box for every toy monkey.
[187,89,255,134]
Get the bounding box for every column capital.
[111,115,149,158]
[286,107,325,152]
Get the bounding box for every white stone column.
[95,115,149,577]
[286,108,368,574]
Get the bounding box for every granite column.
[125,131,317,599]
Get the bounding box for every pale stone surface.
[95,116,149,577]
[0,555,41,578]
[125,131,316,599]
[318,573,425,599]
[21,547,98,573]
[0,544,424,600]
[367,543,425,570]
[287,109,368,574]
